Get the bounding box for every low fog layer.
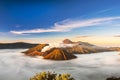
[0,49,120,80]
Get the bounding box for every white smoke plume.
[41,43,77,52]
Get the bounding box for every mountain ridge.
[0,42,38,49]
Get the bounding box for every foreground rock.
[0,42,38,49]
[23,44,49,55]
[44,48,77,60]
[106,77,120,80]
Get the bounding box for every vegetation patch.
[30,71,75,80]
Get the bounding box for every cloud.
[113,35,120,37]
[0,32,13,36]
[10,16,120,35]
[96,8,114,14]
[15,25,21,28]
[75,36,89,38]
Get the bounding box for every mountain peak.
[63,39,73,44]
[44,48,77,60]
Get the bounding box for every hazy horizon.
[0,37,120,47]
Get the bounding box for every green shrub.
[30,71,75,80]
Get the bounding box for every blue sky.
[1,0,120,46]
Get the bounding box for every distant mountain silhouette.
[0,42,38,49]
[23,44,49,55]
[63,45,110,54]
[63,39,74,44]
[44,48,77,60]
[108,47,120,51]
[62,39,111,54]
[63,39,95,46]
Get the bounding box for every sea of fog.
[0,49,120,80]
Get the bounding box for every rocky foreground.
[23,39,120,60]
